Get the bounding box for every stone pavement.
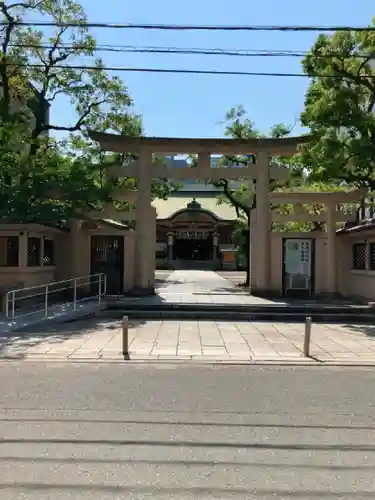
[0,270,371,364]
[136,270,356,306]
[2,318,375,364]
[138,270,275,305]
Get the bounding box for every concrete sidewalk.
[2,318,375,364]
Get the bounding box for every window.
[370,243,375,270]
[352,243,366,270]
[27,237,41,266]
[0,236,19,267]
[43,239,55,266]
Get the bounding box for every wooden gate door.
[90,235,124,294]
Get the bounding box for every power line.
[10,43,309,57]
[9,43,375,60]
[3,21,375,32]
[8,62,375,79]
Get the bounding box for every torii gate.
[88,130,306,294]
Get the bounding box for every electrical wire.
[7,62,375,78]
[9,42,375,60]
[2,21,375,32]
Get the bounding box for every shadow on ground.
[193,287,249,295]
[155,279,184,287]
[342,324,375,338]
[0,316,147,360]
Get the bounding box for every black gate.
[90,236,124,294]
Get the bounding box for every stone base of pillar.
[131,286,156,296]
[250,287,281,298]
[319,291,342,300]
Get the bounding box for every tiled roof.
[152,194,237,220]
[337,219,375,234]
[99,219,131,230]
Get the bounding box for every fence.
[5,273,107,322]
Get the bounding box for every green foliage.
[216,106,301,220]
[300,20,375,189]
[272,181,352,232]
[0,0,174,221]
[213,106,352,281]
[230,218,249,268]
[209,106,299,283]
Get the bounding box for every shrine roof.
[152,194,237,221]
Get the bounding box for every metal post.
[11,291,15,320]
[5,292,9,319]
[304,316,312,357]
[98,275,102,304]
[73,278,77,310]
[44,285,48,318]
[122,315,129,359]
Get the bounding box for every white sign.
[156,242,167,252]
[176,231,209,240]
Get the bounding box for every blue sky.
[50,0,374,138]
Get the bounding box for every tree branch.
[46,71,86,102]
[1,1,47,122]
[8,1,44,8]
[37,28,79,104]
[218,178,251,218]
[27,26,82,139]
[45,99,107,133]
[357,53,375,77]
[367,89,375,114]
[0,1,16,119]
[332,61,375,94]
[45,25,75,67]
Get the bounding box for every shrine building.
[152,156,240,270]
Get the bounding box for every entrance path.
[154,270,272,305]
[3,318,375,364]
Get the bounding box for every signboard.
[156,242,167,252]
[222,251,235,262]
[176,231,209,240]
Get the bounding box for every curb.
[2,356,375,367]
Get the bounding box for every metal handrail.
[5,273,107,322]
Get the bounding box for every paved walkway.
[134,270,274,305]
[1,270,371,364]
[2,318,375,364]
[137,270,356,306]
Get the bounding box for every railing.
[5,273,107,322]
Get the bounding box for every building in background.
[153,156,243,270]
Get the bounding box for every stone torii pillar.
[326,201,337,295]
[134,149,156,293]
[252,151,271,294]
[68,218,82,278]
[249,209,257,291]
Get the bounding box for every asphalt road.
[0,363,375,499]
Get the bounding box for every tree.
[299,21,375,190]
[272,181,352,233]
[213,106,299,285]
[0,0,174,221]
